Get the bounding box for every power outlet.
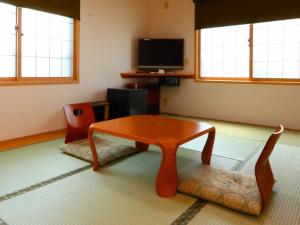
[163,98,168,106]
[164,1,169,9]
[184,58,190,66]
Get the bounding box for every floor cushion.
[178,163,262,215]
[60,136,138,166]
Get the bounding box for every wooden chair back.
[63,103,95,143]
[255,125,284,210]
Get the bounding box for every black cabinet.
[90,101,109,121]
[126,83,160,115]
[107,88,149,119]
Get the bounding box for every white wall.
[2,0,300,141]
[149,0,300,130]
[0,0,149,141]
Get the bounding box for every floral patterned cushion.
[178,163,262,215]
[60,136,138,166]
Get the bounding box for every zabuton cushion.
[60,136,138,166]
[178,163,262,215]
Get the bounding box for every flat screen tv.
[138,38,184,70]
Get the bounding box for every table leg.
[135,141,149,151]
[156,142,178,197]
[201,127,216,165]
[88,127,99,171]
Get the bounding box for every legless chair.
[255,125,284,211]
[63,103,95,144]
[178,125,284,215]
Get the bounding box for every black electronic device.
[159,76,180,86]
[138,38,184,70]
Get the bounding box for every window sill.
[194,78,300,85]
[0,78,79,86]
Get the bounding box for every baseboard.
[0,129,66,152]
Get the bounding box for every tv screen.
[138,38,184,70]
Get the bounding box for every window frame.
[0,6,79,86]
[195,24,300,85]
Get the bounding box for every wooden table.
[88,115,215,197]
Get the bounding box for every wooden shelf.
[120,72,195,79]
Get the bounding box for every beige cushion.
[60,136,138,166]
[178,163,262,215]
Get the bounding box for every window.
[0,2,79,85]
[200,25,249,79]
[0,3,16,78]
[196,18,300,83]
[253,19,300,79]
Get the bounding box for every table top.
[90,115,214,146]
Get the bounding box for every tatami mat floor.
[166,114,300,147]
[0,139,89,196]
[0,115,300,225]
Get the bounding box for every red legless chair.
[63,103,95,144]
[255,125,284,210]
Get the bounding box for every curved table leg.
[135,141,149,152]
[156,142,178,197]
[88,126,99,171]
[201,127,216,165]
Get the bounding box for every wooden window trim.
[194,25,300,85]
[0,7,79,86]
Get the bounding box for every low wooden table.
[88,115,215,197]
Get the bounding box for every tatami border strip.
[0,164,92,203]
[171,199,207,225]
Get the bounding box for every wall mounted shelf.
[120,72,195,79]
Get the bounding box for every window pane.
[268,61,283,78]
[62,41,73,58]
[253,45,268,61]
[0,35,16,55]
[36,58,50,77]
[22,9,36,36]
[22,57,36,77]
[0,56,15,77]
[0,3,16,78]
[253,18,300,79]
[62,22,73,41]
[22,36,36,57]
[223,62,236,77]
[201,61,211,75]
[253,62,268,78]
[22,8,74,78]
[50,59,62,77]
[36,38,50,57]
[50,20,62,39]
[62,59,73,77]
[50,40,62,58]
[200,24,249,78]
[36,12,51,38]
[283,61,300,78]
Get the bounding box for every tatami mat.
[0,148,239,225]
[180,134,263,161]
[165,114,300,147]
[0,218,7,225]
[0,139,89,196]
[188,144,300,225]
